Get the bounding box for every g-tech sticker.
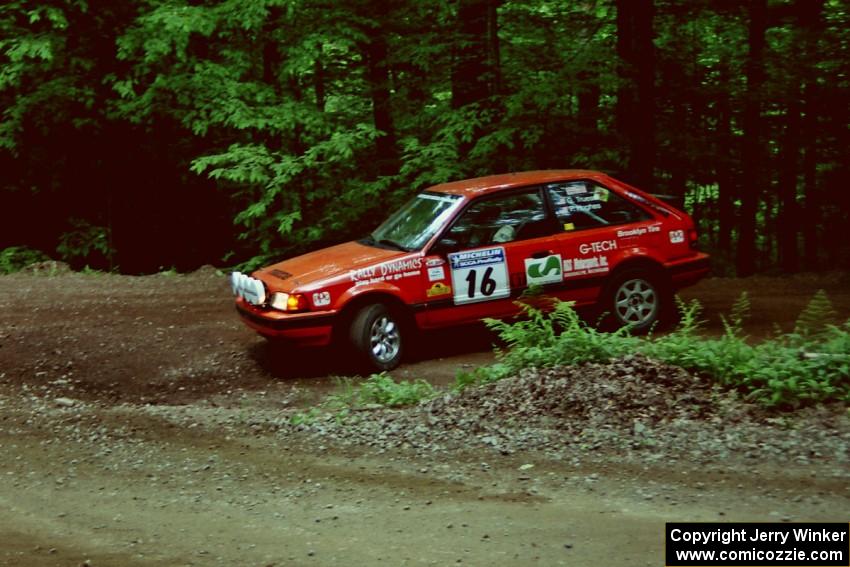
[669,230,685,244]
[579,240,617,254]
[426,282,452,297]
[525,254,563,286]
[312,291,331,307]
[427,265,446,282]
[448,247,510,305]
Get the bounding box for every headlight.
[269,292,307,312]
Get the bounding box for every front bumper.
[235,299,337,346]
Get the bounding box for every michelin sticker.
[448,247,510,305]
[525,254,563,286]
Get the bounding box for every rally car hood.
[255,240,409,291]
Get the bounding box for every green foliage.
[289,408,320,426]
[723,291,751,337]
[3,0,850,271]
[465,295,849,408]
[455,301,640,390]
[791,289,838,344]
[327,373,437,409]
[0,246,50,274]
[496,300,640,367]
[56,218,113,266]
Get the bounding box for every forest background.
[1,0,848,276]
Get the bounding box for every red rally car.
[231,170,710,371]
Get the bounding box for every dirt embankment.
[0,271,848,566]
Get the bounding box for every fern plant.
[791,289,838,345]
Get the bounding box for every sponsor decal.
[426,282,452,298]
[425,258,445,267]
[579,240,617,255]
[312,291,331,307]
[378,257,423,277]
[563,222,575,231]
[563,255,610,278]
[669,229,685,244]
[525,254,563,286]
[448,247,510,305]
[427,265,446,282]
[557,203,602,215]
[449,247,505,270]
[350,257,423,285]
[617,225,661,238]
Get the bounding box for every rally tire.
[349,303,404,372]
[601,269,669,333]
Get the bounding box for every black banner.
[666,523,849,567]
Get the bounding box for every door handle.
[531,250,555,259]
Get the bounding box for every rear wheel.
[349,303,404,371]
[603,269,668,333]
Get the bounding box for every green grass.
[327,373,437,409]
[0,246,50,274]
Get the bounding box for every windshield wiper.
[359,235,408,252]
[376,238,409,252]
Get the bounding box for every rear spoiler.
[651,193,685,211]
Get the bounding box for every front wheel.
[603,270,668,333]
[349,304,404,371]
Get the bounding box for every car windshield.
[368,191,463,251]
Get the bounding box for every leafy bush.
[328,373,436,409]
[462,294,850,408]
[455,301,640,390]
[57,219,113,268]
[0,246,50,274]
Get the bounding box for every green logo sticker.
[524,254,564,286]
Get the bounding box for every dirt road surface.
[1,269,848,566]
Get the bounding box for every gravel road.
[0,268,848,566]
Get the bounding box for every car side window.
[438,190,550,250]
[545,181,651,231]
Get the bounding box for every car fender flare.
[611,248,668,280]
[332,284,413,342]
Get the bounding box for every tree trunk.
[365,29,398,176]
[616,0,655,190]
[736,0,767,276]
[798,0,824,270]
[778,91,801,272]
[577,70,600,147]
[487,0,501,96]
[715,63,735,254]
[314,57,325,112]
[452,0,492,108]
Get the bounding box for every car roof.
[427,170,611,198]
